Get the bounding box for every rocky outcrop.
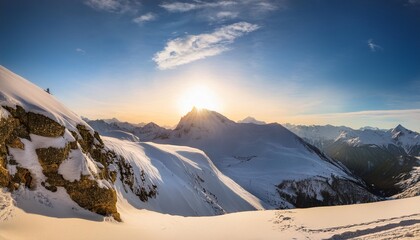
[115,152,157,202]
[0,105,121,221]
[277,175,379,208]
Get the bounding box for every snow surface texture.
[155,108,370,208]
[1,189,419,240]
[104,137,264,216]
[0,66,92,133]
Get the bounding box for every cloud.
[408,0,420,5]
[368,39,383,52]
[215,11,239,20]
[314,109,420,118]
[160,0,283,24]
[84,0,139,13]
[76,48,86,55]
[133,12,157,24]
[153,22,259,70]
[160,1,237,12]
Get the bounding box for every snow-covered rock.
[0,65,120,220]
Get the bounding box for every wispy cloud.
[133,12,157,24]
[160,0,282,22]
[153,22,259,70]
[408,0,420,5]
[160,1,237,12]
[213,11,239,20]
[313,109,420,118]
[368,39,383,52]
[84,0,139,13]
[76,48,86,55]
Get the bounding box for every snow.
[101,130,139,142]
[1,188,419,240]
[237,116,266,125]
[0,106,9,119]
[103,137,264,216]
[0,65,91,133]
[8,138,48,185]
[87,119,170,142]
[156,110,360,208]
[58,149,98,182]
[284,124,353,143]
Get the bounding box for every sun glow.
[178,85,221,115]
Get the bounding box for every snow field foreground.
[0,191,418,240]
[104,137,265,216]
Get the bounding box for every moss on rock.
[36,145,71,176]
[65,176,120,221]
[27,112,65,137]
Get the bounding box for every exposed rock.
[27,112,65,137]
[7,138,24,149]
[115,153,157,202]
[10,167,35,190]
[3,106,64,138]
[277,176,379,208]
[65,176,120,221]
[76,124,95,153]
[36,146,71,176]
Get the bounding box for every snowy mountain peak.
[175,108,235,133]
[143,122,160,129]
[392,124,410,134]
[237,116,266,125]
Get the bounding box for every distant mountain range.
[86,119,171,142]
[88,112,420,201]
[88,108,379,208]
[284,123,420,197]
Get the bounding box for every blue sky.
[1,0,419,130]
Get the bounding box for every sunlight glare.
[178,85,221,115]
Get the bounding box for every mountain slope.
[105,137,264,215]
[155,108,379,208]
[0,66,262,219]
[285,124,420,197]
[87,119,170,142]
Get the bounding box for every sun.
[178,85,221,115]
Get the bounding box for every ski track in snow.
[271,211,420,239]
[0,191,14,222]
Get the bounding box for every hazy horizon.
[1,0,419,131]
